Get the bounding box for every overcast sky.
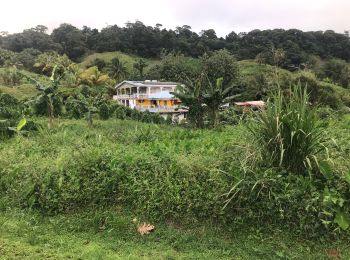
[1,0,349,36]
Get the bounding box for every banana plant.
[20,66,64,129]
[8,118,27,135]
[202,77,240,128]
[172,76,206,128]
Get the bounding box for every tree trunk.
[211,108,218,128]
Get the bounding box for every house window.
[164,100,167,106]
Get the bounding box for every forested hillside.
[1,22,350,69]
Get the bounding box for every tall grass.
[250,85,325,173]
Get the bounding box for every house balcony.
[135,106,181,113]
[113,94,149,100]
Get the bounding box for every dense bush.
[0,118,349,236]
[0,93,39,139]
[98,102,111,120]
[0,121,235,220]
[294,72,343,109]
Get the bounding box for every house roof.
[115,80,179,89]
[234,101,265,107]
[149,92,175,99]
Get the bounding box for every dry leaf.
[325,249,340,259]
[137,223,155,235]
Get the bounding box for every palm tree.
[108,58,128,83]
[203,77,238,128]
[133,59,148,79]
[79,66,111,86]
[172,77,206,128]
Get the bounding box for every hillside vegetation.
[80,51,160,70]
[0,117,350,258]
[1,26,350,258]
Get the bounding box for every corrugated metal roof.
[148,92,175,99]
[234,101,265,107]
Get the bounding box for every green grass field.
[1,209,350,259]
[0,118,349,259]
[0,84,38,100]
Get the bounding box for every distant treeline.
[1,22,350,68]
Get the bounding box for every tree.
[12,48,42,70]
[108,58,128,82]
[51,23,87,60]
[0,48,15,66]
[158,52,201,82]
[33,52,72,75]
[320,58,350,88]
[1,26,61,53]
[203,77,238,127]
[202,49,240,87]
[133,59,148,79]
[172,77,205,128]
[92,58,107,71]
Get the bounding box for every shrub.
[294,72,342,109]
[115,106,126,120]
[99,103,111,120]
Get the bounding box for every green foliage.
[173,78,205,128]
[0,93,23,118]
[2,209,348,259]
[51,23,87,60]
[78,66,113,87]
[21,66,64,128]
[157,52,201,82]
[0,117,350,237]
[12,48,42,70]
[91,58,107,71]
[0,66,23,86]
[33,51,72,75]
[98,102,111,120]
[107,57,128,83]
[202,49,240,86]
[294,71,343,109]
[0,93,39,139]
[318,59,350,88]
[65,94,101,127]
[133,59,148,79]
[249,85,325,172]
[0,48,15,66]
[203,77,238,127]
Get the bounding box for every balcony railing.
[135,106,180,113]
[113,94,150,99]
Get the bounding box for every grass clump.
[250,85,325,173]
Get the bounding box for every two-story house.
[113,80,187,121]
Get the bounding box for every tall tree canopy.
[1,23,350,69]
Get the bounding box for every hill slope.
[79,51,160,71]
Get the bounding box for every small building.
[113,80,187,121]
